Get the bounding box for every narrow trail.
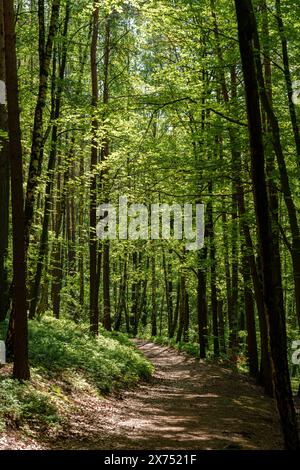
[49,340,284,450]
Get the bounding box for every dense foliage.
[1,0,300,449]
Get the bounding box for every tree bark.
[0,0,9,322]
[235,0,299,449]
[151,254,157,337]
[29,1,70,319]
[4,0,30,380]
[24,0,60,248]
[101,16,112,332]
[89,1,100,335]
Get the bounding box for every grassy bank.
[0,317,153,435]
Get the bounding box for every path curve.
[50,340,284,450]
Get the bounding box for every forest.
[1,0,300,452]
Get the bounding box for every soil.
[1,340,294,450]
[49,340,285,450]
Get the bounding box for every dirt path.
[47,340,284,450]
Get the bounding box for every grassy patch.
[28,317,153,392]
[0,375,60,433]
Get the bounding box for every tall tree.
[235,0,299,449]
[0,0,9,322]
[24,0,60,247]
[89,0,100,335]
[102,15,112,332]
[29,1,70,320]
[4,0,30,380]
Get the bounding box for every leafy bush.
[28,317,153,393]
[0,378,60,432]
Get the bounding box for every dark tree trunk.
[207,183,219,357]
[89,2,99,335]
[170,280,180,338]
[176,266,189,344]
[235,0,299,449]
[4,0,30,380]
[236,164,273,394]
[151,255,157,337]
[197,257,208,358]
[253,11,300,335]
[29,2,70,319]
[101,16,112,332]
[163,251,173,338]
[51,166,64,319]
[24,0,60,248]
[131,252,140,335]
[241,243,259,378]
[103,240,112,331]
[115,257,127,331]
[217,299,226,355]
[0,0,9,322]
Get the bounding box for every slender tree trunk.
[207,182,219,356]
[89,1,99,335]
[78,151,85,310]
[221,210,231,340]
[24,0,60,248]
[101,16,112,332]
[29,2,70,319]
[163,250,173,338]
[51,162,64,319]
[151,254,157,337]
[241,242,259,378]
[176,253,189,344]
[197,248,208,358]
[103,240,112,331]
[115,257,127,331]
[217,299,226,355]
[0,0,9,322]
[236,160,273,393]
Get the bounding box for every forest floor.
[2,340,297,450]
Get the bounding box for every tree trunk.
[217,299,226,355]
[89,1,99,335]
[241,243,259,378]
[29,2,70,319]
[101,16,112,332]
[207,182,219,356]
[24,0,60,248]
[0,0,9,322]
[151,255,157,337]
[235,0,299,449]
[162,250,173,338]
[4,0,30,380]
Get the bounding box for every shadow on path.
[48,340,283,450]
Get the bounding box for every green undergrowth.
[0,317,153,435]
[141,334,203,359]
[153,335,200,357]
